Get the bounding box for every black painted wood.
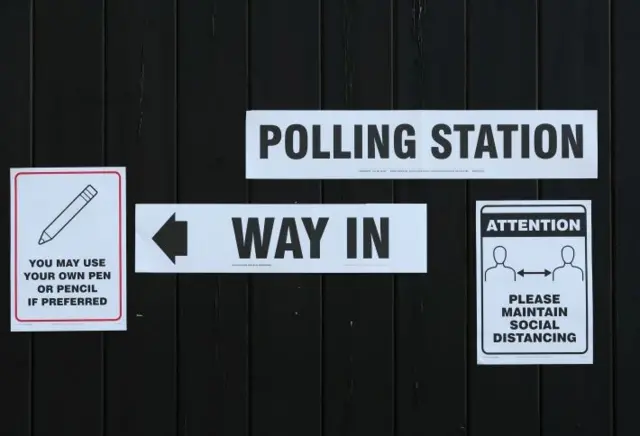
[321,1,394,435]
[539,1,613,435]
[466,1,540,435]
[248,2,323,436]
[176,0,248,435]
[0,1,627,435]
[394,1,467,434]
[32,1,104,435]
[614,1,640,436]
[0,1,32,435]
[104,0,178,435]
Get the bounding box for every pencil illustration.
[38,184,99,245]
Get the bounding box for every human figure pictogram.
[552,245,584,281]
[484,246,516,282]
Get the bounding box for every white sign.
[135,204,427,273]
[476,200,593,365]
[245,110,598,180]
[10,167,127,332]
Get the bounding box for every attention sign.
[476,200,593,365]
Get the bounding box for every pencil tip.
[38,237,45,245]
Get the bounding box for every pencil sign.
[39,184,99,245]
[245,110,598,180]
[476,200,593,365]
[10,167,127,332]
[135,203,427,273]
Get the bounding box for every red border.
[14,170,124,323]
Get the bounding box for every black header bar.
[480,213,587,237]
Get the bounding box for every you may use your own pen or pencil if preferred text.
[22,258,111,307]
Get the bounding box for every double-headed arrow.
[517,269,550,278]
[152,213,188,264]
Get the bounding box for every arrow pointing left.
[152,213,188,264]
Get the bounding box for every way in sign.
[232,216,388,259]
[135,203,427,274]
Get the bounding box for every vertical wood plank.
[613,1,640,434]
[176,0,248,435]
[0,1,32,435]
[394,0,467,434]
[104,0,178,434]
[32,0,104,434]
[539,1,612,435]
[466,1,540,435]
[248,1,323,435]
[321,1,394,434]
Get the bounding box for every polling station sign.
[135,203,427,273]
[245,110,598,179]
[476,200,593,365]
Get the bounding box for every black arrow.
[152,213,187,264]
[517,269,550,277]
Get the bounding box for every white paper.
[246,110,598,179]
[476,200,593,365]
[10,167,127,332]
[135,203,427,273]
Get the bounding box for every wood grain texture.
[32,1,104,435]
[248,1,323,436]
[394,1,467,435]
[539,1,612,435]
[322,1,394,435]
[466,1,540,435]
[177,0,248,435]
[0,1,32,434]
[613,1,640,435]
[0,2,623,435]
[104,0,178,435]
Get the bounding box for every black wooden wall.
[0,0,636,435]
